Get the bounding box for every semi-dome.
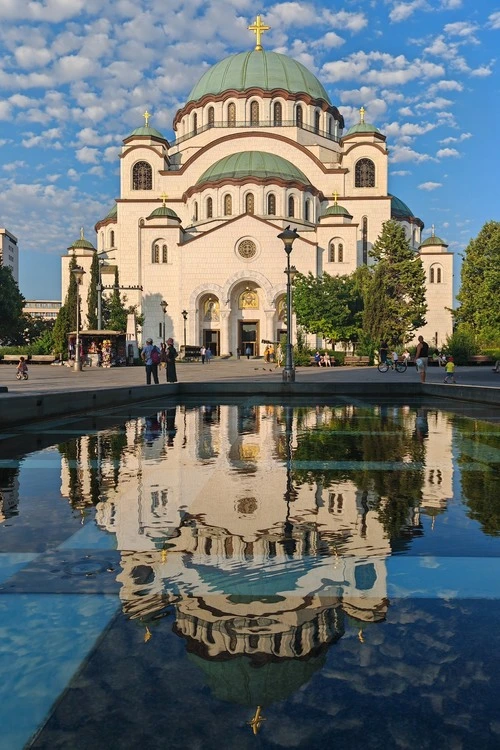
[147,206,180,221]
[420,234,448,248]
[390,194,414,220]
[68,229,95,251]
[104,204,117,220]
[126,125,166,141]
[196,151,310,187]
[187,50,331,104]
[322,204,352,218]
[344,107,382,137]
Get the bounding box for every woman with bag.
[166,337,178,383]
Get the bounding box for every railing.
[172,120,342,147]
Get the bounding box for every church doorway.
[203,330,219,356]
[239,321,259,356]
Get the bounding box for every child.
[443,356,456,384]
[16,356,28,378]
[392,350,399,368]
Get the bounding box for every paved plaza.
[0,358,499,396]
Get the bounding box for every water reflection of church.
[59,403,454,721]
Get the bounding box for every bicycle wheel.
[377,362,389,373]
[396,361,407,373]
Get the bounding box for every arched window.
[206,197,213,219]
[267,193,276,215]
[162,244,168,263]
[362,216,368,265]
[194,201,198,221]
[250,101,259,125]
[224,194,232,216]
[328,117,333,136]
[208,107,215,127]
[338,243,344,263]
[273,102,282,126]
[296,105,303,128]
[355,158,375,188]
[437,267,442,283]
[314,111,320,134]
[110,230,115,248]
[152,243,159,263]
[430,265,443,283]
[305,199,311,222]
[132,161,152,190]
[329,243,335,263]
[288,195,295,218]
[245,193,254,214]
[193,113,198,134]
[227,102,236,126]
[430,267,435,284]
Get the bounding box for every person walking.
[200,345,206,364]
[141,338,159,384]
[159,342,167,369]
[415,335,429,383]
[165,337,178,382]
[379,340,388,364]
[443,356,456,384]
[245,345,252,359]
[206,346,212,364]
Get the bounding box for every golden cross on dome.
[332,190,339,205]
[248,706,266,735]
[359,106,365,123]
[143,110,151,127]
[161,192,168,207]
[248,15,270,51]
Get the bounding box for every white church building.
[62,16,453,355]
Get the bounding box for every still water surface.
[1,398,500,749]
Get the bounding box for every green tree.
[107,268,128,331]
[363,220,427,344]
[87,250,99,329]
[0,267,24,343]
[293,271,364,345]
[52,304,69,357]
[455,221,500,336]
[66,254,79,333]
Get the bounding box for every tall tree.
[293,271,364,345]
[455,221,500,336]
[66,254,79,333]
[363,220,427,344]
[107,268,128,331]
[0,266,25,343]
[52,254,79,357]
[87,250,99,329]
[52,304,69,357]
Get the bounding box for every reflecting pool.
[1,398,500,749]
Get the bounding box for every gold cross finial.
[160,192,168,207]
[333,190,339,205]
[359,106,365,123]
[143,110,151,127]
[248,706,266,735]
[80,227,84,240]
[248,15,270,51]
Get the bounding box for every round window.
[238,239,257,259]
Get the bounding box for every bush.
[446,327,479,365]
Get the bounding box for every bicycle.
[16,371,29,380]
[378,359,407,373]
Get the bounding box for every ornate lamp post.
[278,227,299,383]
[160,300,168,344]
[72,265,86,372]
[181,309,188,349]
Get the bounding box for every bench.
[344,355,370,366]
[309,355,335,367]
[29,355,56,364]
[1,355,24,363]
[181,345,201,361]
[468,355,495,366]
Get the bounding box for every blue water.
[1,399,500,749]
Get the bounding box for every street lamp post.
[278,227,299,383]
[181,309,188,350]
[72,265,86,372]
[160,300,168,344]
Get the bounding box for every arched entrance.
[199,293,220,355]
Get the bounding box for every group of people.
[141,338,178,385]
[314,351,332,367]
[380,336,456,384]
[199,345,212,364]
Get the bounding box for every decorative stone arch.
[223,270,274,309]
[189,283,225,311]
[270,284,288,307]
[429,262,444,284]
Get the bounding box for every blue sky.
[0,0,498,300]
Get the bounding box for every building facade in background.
[0,228,19,284]
[23,300,62,321]
[62,18,454,353]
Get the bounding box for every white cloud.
[398,106,414,117]
[67,168,80,180]
[311,31,345,49]
[436,147,460,158]
[21,127,62,148]
[0,0,86,22]
[391,169,411,175]
[416,97,452,110]
[3,160,27,171]
[321,51,444,85]
[428,79,463,92]
[439,132,471,144]
[75,146,100,164]
[389,1,426,23]
[14,46,53,69]
[339,86,378,105]
[418,181,442,191]
[0,101,12,120]
[389,144,433,163]
[322,9,367,33]
[470,65,493,77]
[488,11,500,29]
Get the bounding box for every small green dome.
[322,204,352,218]
[127,125,166,140]
[196,151,310,187]
[104,204,117,220]
[390,194,414,220]
[188,50,331,104]
[344,121,381,136]
[68,231,95,251]
[147,206,180,220]
[420,235,448,248]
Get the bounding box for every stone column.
[220,310,231,356]
[264,309,275,343]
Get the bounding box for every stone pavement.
[0,358,499,395]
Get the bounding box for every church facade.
[63,16,453,355]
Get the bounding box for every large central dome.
[187,50,331,104]
[196,151,310,187]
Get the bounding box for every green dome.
[345,121,381,136]
[104,204,117,220]
[390,194,414,220]
[127,125,166,140]
[420,235,448,248]
[147,206,180,220]
[187,50,331,104]
[68,233,95,251]
[322,204,352,218]
[196,151,310,187]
